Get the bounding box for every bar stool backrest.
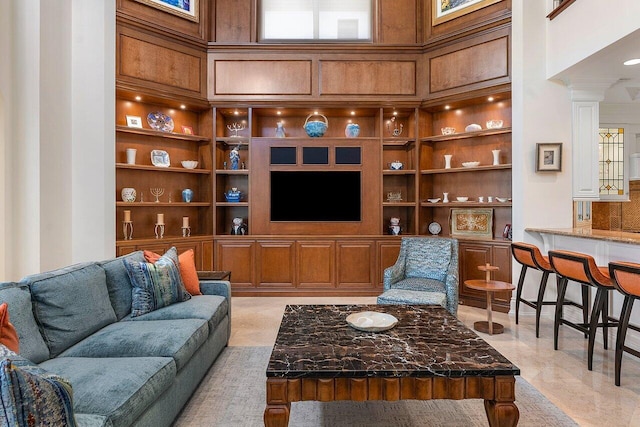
[548,250,612,287]
[609,262,640,297]
[511,242,551,272]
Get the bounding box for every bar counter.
[526,227,640,246]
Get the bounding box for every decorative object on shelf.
[182,216,191,237]
[230,145,240,170]
[503,223,512,240]
[227,122,245,137]
[432,0,501,26]
[181,125,193,135]
[150,150,170,167]
[231,217,248,235]
[275,121,286,138]
[478,196,485,203]
[486,120,504,129]
[126,148,137,165]
[125,115,143,128]
[492,149,501,165]
[303,113,328,137]
[536,142,562,172]
[181,188,193,203]
[121,187,137,202]
[223,161,227,170]
[450,208,494,239]
[456,197,469,202]
[388,217,401,235]
[389,160,404,170]
[495,197,507,203]
[441,127,455,135]
[225,188,242,203]
[428,221,442,235]
[462,161,480,168]
[444,154,452,169]
[487,196,494,203]
[122,210,133,240]
[345,122,360,138]
[427,198,440,203]
[387,116,403,136]
[181,160,198,169]
[147,111,174,133]
[465,123,482,132]
[150,187,164,203]
[386,191,402,202]
[443,192,449,203]
[133,0,200,22]
[346,311,398,332]
[155,213,165,239]
[168,193,172,203]
[140,191,144,202]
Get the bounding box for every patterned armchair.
[378,237,459,315]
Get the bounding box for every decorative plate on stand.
[147,112,174,133]
[428,222,442,235]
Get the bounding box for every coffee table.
[264,304,520,426]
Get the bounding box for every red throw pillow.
[144,249,202,295]
[0,303,19,353]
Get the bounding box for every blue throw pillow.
[0,346,76,426]
[125,247,191,318]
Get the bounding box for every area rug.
[173,346,578,426]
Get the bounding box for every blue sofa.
[0,250,231,427]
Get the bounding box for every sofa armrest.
[199,280,231,301]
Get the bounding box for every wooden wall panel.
[429,36,509,95]
[320,61,416,95]
[214,61,312,95]
[378,0,418,44]
[256,241,295,287]
[336,241,375,288]
[215,240,255,288]
[297,241,335,288]
[214,0,252,43]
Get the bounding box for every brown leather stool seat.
[608,261,640,386]
[511,242,571,338]
[548,250,617,370]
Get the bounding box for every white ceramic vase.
[121,187,136,202]
[443,192,449,203]
[444,154,452,169]
[492,149,501,166]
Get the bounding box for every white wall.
[0,0,115,280]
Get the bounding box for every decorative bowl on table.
[486,119,504,129]
[456,196,469,202]
[461,161,480,168]
[427,198,441,203]
[346,311,398,332]
[465,123,482,132]
[181,160,198,169]
[441,127,456,135]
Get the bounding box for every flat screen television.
[270,171,361,222]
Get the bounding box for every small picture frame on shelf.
[181,125,194,135]
[536,143,562,172]
[126,115,143,128]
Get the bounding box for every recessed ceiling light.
[180,104,186,109]
[444,105,451,110]
[135,96,141,101]
[350,111,356,116]
[624,58,640,66]
[488,96,494,102]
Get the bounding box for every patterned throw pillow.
[0,346,76,426]
[0,303,19,353]
[125,247,191,318]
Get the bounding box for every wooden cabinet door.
[378,240,402,287]
[256,240,295,288]
[336,241,376,289]
[296,241,335,288]
[215,240,255,289]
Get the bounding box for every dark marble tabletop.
[267,304,520,379]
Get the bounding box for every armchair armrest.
[383,258,406,291]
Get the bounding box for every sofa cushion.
[391,277,446,293]
[0,347,76,427]
[74,413,113,427]
[0,283,50,363]
[127,295,228,336]
[99,251,145,321]
[0,302,19,353]
[125,247,191,318]
[144,249,202,295]
[39,356,175,427]
[24,263,117,358]
[58,319,208,371]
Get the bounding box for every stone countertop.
[526,227,640,245]
[266,304,519,379]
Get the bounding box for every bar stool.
[548,250,617,370]
[511,242,557,338]
[608,261,640,386]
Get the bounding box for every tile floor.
[230,297,640,427]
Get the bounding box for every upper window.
[260,0,372,42]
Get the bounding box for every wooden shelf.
[383,202,416,207]
[215,137,250,145]
[116,163,211,174]
[421,164,512,174]
[383,138,415,146]
[420,202,511,208]
[420,127,511,143]
[116,125,210,142]
[116,202,211,207]
[383,169,417,175]
[116,234,214,245]
[215,169,250,175]
[215,202,249,207]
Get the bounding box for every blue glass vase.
[182,188,194,203]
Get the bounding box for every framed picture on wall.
[536,143,563,172]
[450,208,494,239]
[432,0,501,25]
[134,0,199,22]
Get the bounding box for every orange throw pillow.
[0,303,19,353]
[144,249,202,295]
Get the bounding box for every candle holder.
[150,187,164,203]
[122,221,133,240]
[227,122,245,137]
[154,223,165,239]
[182,226,191,237]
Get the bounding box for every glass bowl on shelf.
[461,161,480,168]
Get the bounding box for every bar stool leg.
[581,284,590,338]
[534,271,550,338]
[554,276,568,351]
[615,296,634,386]
[515,265,527,325]
[587,288,606,371]
[602,292,609,350]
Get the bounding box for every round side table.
[465,279,515,335]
